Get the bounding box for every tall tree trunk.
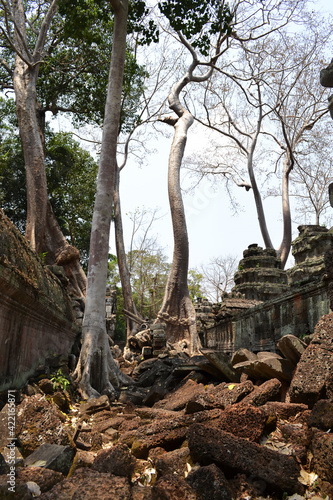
[277,156,293,268]
[74,0,132,399]
[114,166,141,337]
[157,110,200,353]
[157,68,203,354]
[12,0,86,298]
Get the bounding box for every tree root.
[73,325,133,400]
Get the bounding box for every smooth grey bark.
[74,0,132,399]
[114,165,142,338]
[157,41,220,354]
[10,0,86,298]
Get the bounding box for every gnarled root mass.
[73,325,132,400]
[157,295,201,355]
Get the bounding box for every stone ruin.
[197,224,333,354]
[0,211,80,392]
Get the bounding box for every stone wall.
[0,211,80,391]
[203,225,333,354]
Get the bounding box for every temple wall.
[204,279,329,354]
[0,212,79,391]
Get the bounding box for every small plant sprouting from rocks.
[38,251,48,264]
[51,369,70,391]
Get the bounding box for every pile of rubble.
[1,312,333,499]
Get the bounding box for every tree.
[291,118,333,226]
[188,16,331,268]
[201,255,238,302]
[0,98,98,270]
[0,0,149,296]
[73,0,158,398]
[188,268,204,302]
[73,0,131,399]
[155,0,233,354]
[0,0,86,297]
[128,247,170,320]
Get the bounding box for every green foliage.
[0,1,151,131]
[0,98,98,270]
[188,268,204,301]
[38,252,48,265]
[128,248,171,320]
[37,1,149,130]
[50,369,70,391]
[158,0,233,56]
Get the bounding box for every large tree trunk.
[157,110,200,353]
[157,69,202,354]
[277,156,293,268]
[12,0,86,298]
[74,0,132,399]
[114,166,142,338]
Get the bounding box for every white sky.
[114,0,333,272]
[50,0,333,273]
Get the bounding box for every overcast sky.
[115,0,333,272]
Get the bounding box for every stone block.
[289,313,333,407]
[186,464,233,500]
[276,334,306,365]
[24,443,75,476]
[187,424,303,495]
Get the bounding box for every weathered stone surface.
[186,464,233,500]
[255,356,295,382]
[0,211,79,392]
[78,395,110,416]
[200,349,240,382]
[239,378,282,407]
[118,386,149,406]
[38,379,54,395]
[2,444,24,466]
[73,450,95,469]
[320,59,333,87]
[132,484,153,500]
[152,474,197,500]
[16,395,72,456]
[276,334,306,365]
[262,402,309,420]
[233,360,264,380]
[308,399,333,431]
[154,379,206,412]
[38,468,132,499]
[311,429,333,497]
[24,443,75,476]
[0,404,11,452]
[187,424,303,494]
[0,475,33,499]
[185,381,253,414]
[233,244,288,301]
[231,348,257,366]
[52,391,70,413]
[289,312,333,407]
[0,452,8,474]
[17,467,64,493]
[155,447,191,478]
[211,404,267,442]
[119,409,224,459]
[92,444,136,479]
[234,356,294,382]
[288,225,333,286]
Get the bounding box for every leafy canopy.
[158,0,233,56]
[0,99,98,270]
